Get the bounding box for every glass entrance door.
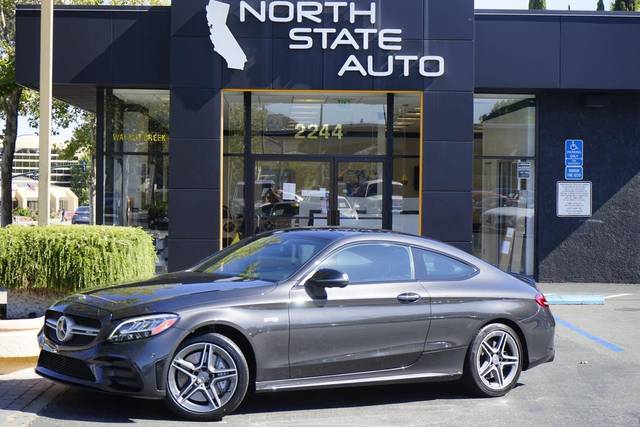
[222,91,422,247]
[336,161,385,230]
[253,158,388,234]
[253,160,332,234]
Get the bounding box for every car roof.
[270,227,447,249]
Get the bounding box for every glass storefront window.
[473,95,536,276]
[392,94,421,235]
[222,91,423,247]
[393,157,420,235]
[251,92,388,156]
[104,89,170,268]
[222,156,245,247]
[223,92,245,154]
[393,95,421,156]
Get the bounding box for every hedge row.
[0,226,156,292]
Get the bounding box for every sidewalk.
[0,369,64,427]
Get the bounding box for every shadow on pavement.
[33,380,515,424]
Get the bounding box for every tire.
[164,333,250,421]
[462,323,523,397]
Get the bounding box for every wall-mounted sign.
[517,161,531,179]
[565,166,583,181]
[112,132,168,143]
[564,139,584,181]
[565,139,583,166]
[557,181,592,217]
[206,0,445,77]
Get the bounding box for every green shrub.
[0,226,156,292]
[12,208,32,217]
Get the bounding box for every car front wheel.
[165,333,249,421]
[463,323,523,397]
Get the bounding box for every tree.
[529,0,547,9]
[0,0,169,227]
[611,0,637,10]
[68,161,90,205]
[597,0,605,9]
[58,110,95,219]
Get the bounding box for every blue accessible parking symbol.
[565,139,584,167]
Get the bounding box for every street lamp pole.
[38,0,53,226]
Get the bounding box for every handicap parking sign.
[565,140,584,166]
[565,166,583,181]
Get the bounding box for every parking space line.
[554,316,624,353]
[604,293,632,300]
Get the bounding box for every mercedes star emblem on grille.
[56,316,75,342]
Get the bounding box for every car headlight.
[108,314,179,342]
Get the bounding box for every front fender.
[170,303,290,382]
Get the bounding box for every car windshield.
[76,207,89,213]
[195,233,332,282]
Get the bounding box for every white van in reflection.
[346,179,404,215]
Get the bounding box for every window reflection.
[392,94,421,235]
[251,92,387,155]
[473,95,536,275]
[222,91,422,248]
[104,89,170,269]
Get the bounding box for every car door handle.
[397,293,421,303]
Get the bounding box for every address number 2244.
[294,124,344,140]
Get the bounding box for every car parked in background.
[71,206,90,224]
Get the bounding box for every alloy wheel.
[475,330,520,390]
[167,342,239,414]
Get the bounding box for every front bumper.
[35,327,185,399]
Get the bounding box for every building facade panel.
[425,0,474,40]
[537,93,640,283]
[167,238,220,271]
[422,141,473,192]
[169,138,222,190]
[112,9,171,86]
[422,191,473,242]
[15,5,640,282]
[170,37,223,89]
[475,15,561,91]
[423,91,474,142]
[560,16,640,90]
[169,88,222,139]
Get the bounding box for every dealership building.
[14,0,640,283]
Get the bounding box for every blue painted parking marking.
[554,316,624,352]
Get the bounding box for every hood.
[57,272,277,319]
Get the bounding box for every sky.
[0,117,74,145]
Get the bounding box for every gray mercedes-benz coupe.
[36,229,555,421]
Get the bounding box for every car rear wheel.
[463,323,523,397]
[165,333,249,421]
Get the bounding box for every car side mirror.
[307,269,349,289]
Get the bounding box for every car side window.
[318,244,413,284]
[412,248,476,281]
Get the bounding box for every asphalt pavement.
[2,283,639,427]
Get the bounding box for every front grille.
[38,351,95,382]
[44,310,101,347]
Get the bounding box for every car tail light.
[535,293,549,308]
